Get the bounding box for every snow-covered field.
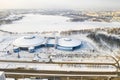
[0,14,120,33]
[0,14,120,80]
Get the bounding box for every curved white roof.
[58,38,81,47]
[13,36,45,48]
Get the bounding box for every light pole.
[17,52,20,58]
[17,48,20,58]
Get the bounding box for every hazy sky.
[0,0,120,10]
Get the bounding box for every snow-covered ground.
[0,13,120,80]
[0,14,119,79]
[0,34,114,63]
[0,14,120,33]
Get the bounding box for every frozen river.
[0,14,120,33]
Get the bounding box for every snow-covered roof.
[47,39,55,44]
[13,36,45,48]
[58,38,81,47]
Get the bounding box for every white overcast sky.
[0,0,120,10]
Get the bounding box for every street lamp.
[17,48,20,58]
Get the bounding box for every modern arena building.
[57,38,81,51]
[12,36,82,52]
[13,36,46,52]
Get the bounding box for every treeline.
[60,28,104,35]
[87,32,120,48]
[0,16,24,25]
[107,28,120,34]
[0,19,12,25]
[60,27,120,36]
[0,29,13,34]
